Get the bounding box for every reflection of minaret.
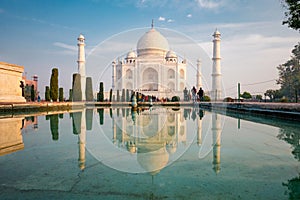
[197,116,202,146]
[78,109,86,170]
[212,113,221,173]
[77,34,86,101]
[196,59,202,89]
[211,29,222,101]
[112,112,117,144]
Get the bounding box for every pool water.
[0,107,299,199]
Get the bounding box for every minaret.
[112,61,116,90]
[211,29,222,101]
[212,113,221,174]
[77,34,86,101]
[196,59,202,89]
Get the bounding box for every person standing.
[197,87,204,101]
[192,86,197,102]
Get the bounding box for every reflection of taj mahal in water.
[106,107,222,174]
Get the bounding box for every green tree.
[255,94,263,101]
[109,89,113,102]
[121,89,125,102]
[240,91,252,99]
[50,68,59,101]
[69,89,73,101]
[98,82,104,102]
[116,90,120,102]
[31,85,35,101]
[265,89,283,102]
[72,73,82,101]
[59,87,64,102]
[86,77,94,101]
[45,86,50,101]
[126,89,130,102]
[282,0,300,31]
[277,43,300,102]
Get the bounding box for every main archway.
[142,68,158,91]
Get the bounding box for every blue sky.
[0,0,299,98]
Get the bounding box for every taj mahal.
[112,24,187,98]
[76,23,223,101]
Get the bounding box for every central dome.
[137,28,169,56]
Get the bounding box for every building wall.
[0,62,26,102]
[114,56,186,99]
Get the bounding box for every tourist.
[191,86,197,102]
[197,87,204,101]
[183,87,188,101]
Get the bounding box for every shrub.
[203,95,211,102]
[223,97,233,102]
[171,96,180,102]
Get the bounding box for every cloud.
[167,19,174,23]
[53,42,77,51]
[196,0,223,9]
[187,14,192,18]
[158,16,165,21]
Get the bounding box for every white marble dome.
[126,50,136,58]
[137,28,169,56]
[166,50,177,58]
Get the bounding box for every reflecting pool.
[0,107,299,199]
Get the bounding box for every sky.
[0,0,299,98]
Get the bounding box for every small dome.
[213,29,221,36]
[78,34,85,40]
[166,50,177,58]
[126,50,136,59]
[137,28,169,55]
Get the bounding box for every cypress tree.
[45,86,50,101]
[72,73,82,101]
[98,82,104,102]
[69,89,73,101]
[50,68,59,102]
[31,85,35,101]
[109,89,113,102]
[116,90,120,102]
[121,89,125,102]
[59,87,64,102]
[86,77,94,101]
[126,89,129,102]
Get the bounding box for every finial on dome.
[151,19,154,29]
[213,28,221,36]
